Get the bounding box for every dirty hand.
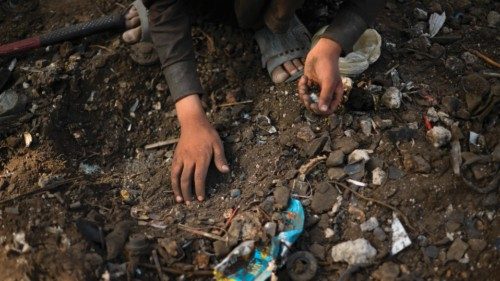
[298,38,343,115]
[171,95,230,204]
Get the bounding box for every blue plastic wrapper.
[214,199,305,281]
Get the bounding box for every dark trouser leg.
[234,0,304,33]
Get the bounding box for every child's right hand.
[171,95,229,204]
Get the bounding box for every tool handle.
[40,13,125,46]
[0,37,41,56]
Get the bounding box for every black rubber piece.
[286,251,318,281]
[40,13,125,46]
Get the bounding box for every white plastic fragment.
[331,238,377,265]
[23,132,32,148]
[391,214,412,255]
[469,131,479,145]
[346,179,368,187]
[348,149,372,164]
[360,217,379,232]
[429,12,446,38]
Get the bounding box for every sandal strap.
[131,0,151,42]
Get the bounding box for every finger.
[298,76,311,110]
[282,61,298,75]
[180,163,195,204]
[330,81,344,112]
[171,161,183,203]
[318,80,335,113]
[310,102,322,115]
[292,59,303,70]
[194,159,209,201]
[213,141,230,173]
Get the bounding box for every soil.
[1,0,499,280]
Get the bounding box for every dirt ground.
[0,0,499,280]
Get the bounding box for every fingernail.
[197,196,204,201]
[222,165,230,172]
[176,196,183,202]
[320,105,328,112]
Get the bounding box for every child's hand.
[298,38,343,115]
[171,95,229,204]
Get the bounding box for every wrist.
[175,94,207,128]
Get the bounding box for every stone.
[387,166,405,180]
[462,73,490,112]
[311,182,339,214]
[348,149,371,164]
[409,155,431,173]
[327,168,346,181]
[309,243,326,260]
[461,52,478,65]
[326,150,344,167]
[426,126,451,148]
[360,217,379,232]
[468,239,487,252]
[304,135,328,157]
[344,162,365,176]
[274,185,290,210]
[372,262,400,281]
[381,87,402,109]
[331,238,377,265]
[213,241,231,257]
[373,227,387,241]
[445,56,465,74]
[333,137,359,154]
[359,118,373,136]
[230,188,241,198]
[447,238,468,261]
[413,8,428,20]
[296,125,316,142]
[424,245,439,259]
[372,167,387,186]
[487,11,500,27]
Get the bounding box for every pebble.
[360,217,379,232]
[311,182,339,214]
[387,166,405,180]
[461,52,478,65]
[374,227,387,241]
[326,150,345,167]
[468,239,487,252]
[348,149,371,164]
[447,238,468,261]
[324,228,335,239]
[413,8,428,20]
[333,137,359,154]
[304,136,328,157]
[373,117,393,130]
[487,11,500,27]
[331,238,377,265]
[230,188,241,198]
[327,168,347,181]
[424,245,439,259]
[264,222,277,237]
[462,73,490,112]
[359,118,373,136]
[274,185,290,210]
[296,125,316,142]
[427,107,439,122]
[309,243,326,260]
[372,262,400,281]
[444,56,465,74]
[406,155,431,173]
[426,126,451,148]
[213,240,231,257]
[381,87,402,109]
[372,167,387,185]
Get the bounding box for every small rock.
[381,87,402,109]
[372,167,387,186]
[311,182,339,214]
[427,126,451,147]
[230,189,241,198]
[405,155,431,173]
[461,52,478,65]
[344,162,365,176]
[331,238,377,265]
[274,185,290,210]
[388,166,405,180]
[333,137,359,154]
[296,125,316,142]
[324,228,335,239]
[264,222,277,237]
[429,43,445,58]
[326,150,345,167]
[424,245,439,259]
[468,239,487,252]
[106,221,134,260]
[447,238,468,261]
[373,227,387,241]
[309,243,326,260]
[487,11,500,27]
[372,262,400,281]
[327,168,346,181]
[373,117,393,130]
[360,217,379,232]
[462,73,490,113]
[427,107,439,122]
[413,8,428,20]
[348,149,371,164]
[304,136,328,157]
[213,241,231,257]
[445,56,465,74]
[359,118,373,136]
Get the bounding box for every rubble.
[372,167,387,186]
[360,217,379,232]
[381,87,402,109]
[331,238,377,265]
[311,182,339,214]
[426,126,451,147]
[391,215,412,255]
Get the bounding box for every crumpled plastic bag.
[214,199,305,281]
[338,29,382,76]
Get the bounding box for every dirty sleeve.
[148,0,204,102]
[320,0,386,52]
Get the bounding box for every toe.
[125,7,138,19]
[271,66,289,84]
[122,26,142,43]
[292,59,303,70]
[282,61,298,75]
[125,16,140,29]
